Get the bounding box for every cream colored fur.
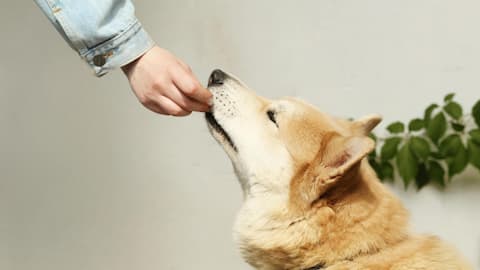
[205,71,471,270]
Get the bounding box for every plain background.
[1,1,480,269]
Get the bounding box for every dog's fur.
[205,70,471,270]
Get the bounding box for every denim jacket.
[34,0,155,76]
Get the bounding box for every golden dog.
[205,70,470,270]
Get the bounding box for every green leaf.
[380,161,394,181]
[386,122,405,134]
[408,119,424,131]
[410,136,430,160]
[469,129,480,145]
[467,139,480,170]
[443,101,463,120]
[396,141,418,188]
[426,112,447,144]
[444,93,455,102]
[430,151,445,159]
[380,137,402,161]
[439,134,462,157]
[427,160,445,188]
[472,100,480,127]
[446,142,468,177]
[424,103,438,126]
[415,163,429,190]
[451,122,465,132]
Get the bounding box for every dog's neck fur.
[234,160,409,270]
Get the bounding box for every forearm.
[34,0,154,76]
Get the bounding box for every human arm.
[34,0,211,115]
[34,0,153,77]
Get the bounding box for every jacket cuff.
[81,20,155,77]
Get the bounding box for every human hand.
[121,46,212,116]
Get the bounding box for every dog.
[204,69,471,270]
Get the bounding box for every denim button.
[93,54,106,67]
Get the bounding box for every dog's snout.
[208,69,226,86]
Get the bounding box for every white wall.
[1,1,479,269]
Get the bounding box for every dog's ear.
[292,132,375,207]
[351,114,382,136]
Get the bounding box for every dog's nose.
[208,69,226,86]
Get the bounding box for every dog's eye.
[267,110,278,127]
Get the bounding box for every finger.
[141,98,169,115]
[164,84,210,112]
[176,59,192,74]
[171,66,212,105]
[156,95,192,117]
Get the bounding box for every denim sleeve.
[34,0,155,76]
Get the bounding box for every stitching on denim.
[46,0,89,51]
[81,19,140,58]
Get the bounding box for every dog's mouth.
[205,112,237,152]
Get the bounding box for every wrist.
[121,57,137,77]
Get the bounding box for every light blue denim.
[34,0,155,76]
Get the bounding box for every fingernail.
[207,97,213,106]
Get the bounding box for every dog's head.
[205,69,383,268]
[206,69,380,201]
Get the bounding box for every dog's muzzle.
[205,69,237,151]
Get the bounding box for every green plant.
[368,93,480,190]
